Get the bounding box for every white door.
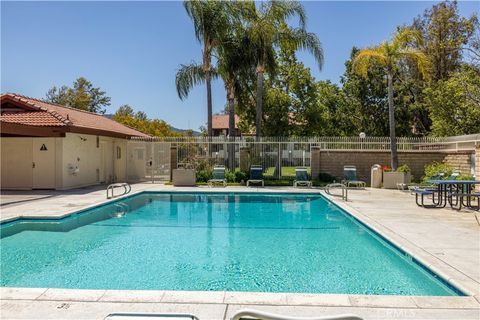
[32,138,56,189]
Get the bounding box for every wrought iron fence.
[127,134,479,182]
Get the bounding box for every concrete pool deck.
[1,184,479,319]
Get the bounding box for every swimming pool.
[0,192,462,296]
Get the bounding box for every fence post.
[311,146,321,180]
[151,142,154,184]
[170,146,177,182]
[240,146,249,173]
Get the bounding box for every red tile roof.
[1,111,67,127]
[1,93,149,138]
[212,114,239,129]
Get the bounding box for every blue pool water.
[0,192,460,295]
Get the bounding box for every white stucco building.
[0,93,150,190]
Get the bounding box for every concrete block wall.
[476,146,479,191]
[315,151,446,183]
[442,152,474,175]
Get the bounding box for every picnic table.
[421,179,480,210]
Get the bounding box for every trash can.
[371,164,383,188]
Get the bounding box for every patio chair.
[105,313,199,320]
[231,309,363,320]
[342,165,366,188]
[208,165,227,187]
[247,165,264,187]
[293,167,312,188]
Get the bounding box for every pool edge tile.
[411,296,480,309]
[0,287,48,300]
[99,290,165,302]
[37,288,106,302]
[224,291,288,305]
[161,290,225,304]
[348,294,417,308]
[285,293,351,306]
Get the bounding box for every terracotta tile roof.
[1,111,67,127]
[212,114,239,129]
[1,93,150,138]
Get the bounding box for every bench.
[413,189,437,208]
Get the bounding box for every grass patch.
[264,166,311,177]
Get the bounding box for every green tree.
[412,1,478,81]
[352,29,429,170]
[177,0,230,136]
[243,0,323,137]
[113,106,179,137]
[424,66,480,136]
[46,77,111,114]
[216,28,255,167]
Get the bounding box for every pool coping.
[1,186,479,311]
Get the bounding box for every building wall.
[1,138,34,189]
[62,133,101,189]
[1,133,129,190]
[114,139,127,182]
[316,151,447,183]
[442,152,474,175]
[61,133,127,189]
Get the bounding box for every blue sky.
[1,1,478,130]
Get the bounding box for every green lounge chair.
[247,165,264,187]
[342,165,366,188]
[294,167,312,188]
[208,165,227,187]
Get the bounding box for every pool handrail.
[325,182,348,201]
[106,182,131,199]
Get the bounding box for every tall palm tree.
[242,0,324,138]
[352,28,429,170]
[216,30,255,168]
[177,0,227,136]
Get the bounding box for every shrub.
[225,170,236,183]
[396,164,411,173]
[196,169,212,183]
[317,172,335,182]
[422,162,453,182]
[456,174,474,180]
[234,170,248,183]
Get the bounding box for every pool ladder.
[106,182,131,199]
[111,202,130,218]
[325,183,348,201]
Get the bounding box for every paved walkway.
[1,184,479,319]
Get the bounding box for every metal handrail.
[231,309,362,320]
[106,183,131,199]
[325,183,348,201]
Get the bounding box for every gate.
[126,140,171,183]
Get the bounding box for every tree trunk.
[255,65,264,139]
[204,45,213,137]
[206,73,213,137]
[387,72,398,171]
[228,83,236,170]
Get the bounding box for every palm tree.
[177,0,228,137]
[352,28,429,170]
[216,30,255,168]
[242,0,324,138]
